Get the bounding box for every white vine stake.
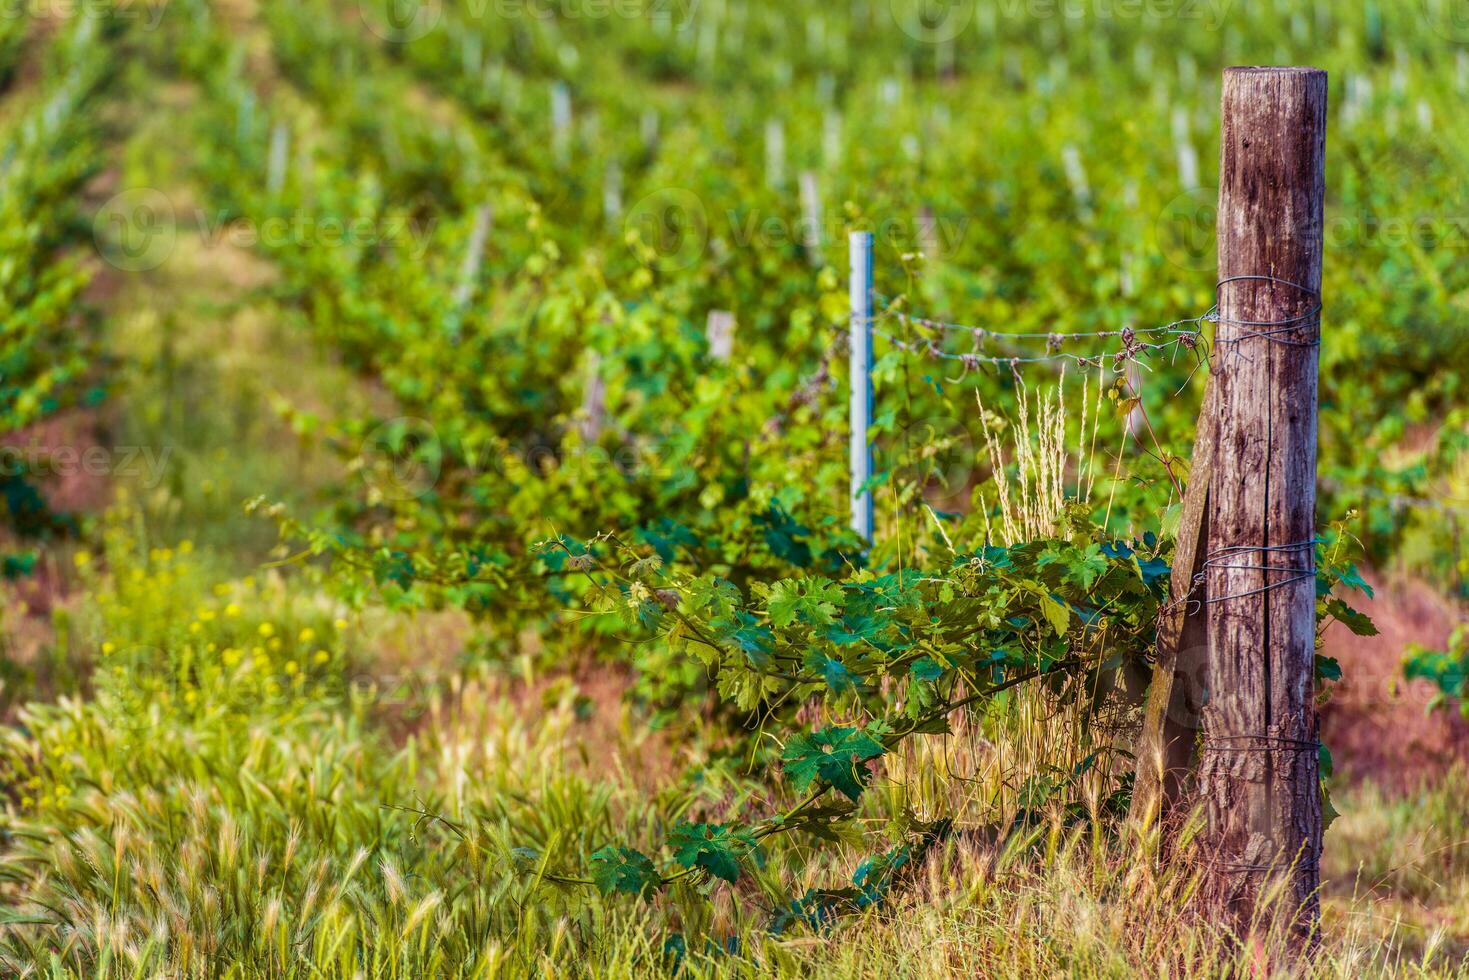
[449,205,494,337]
[849,231,874,543]
[551,82,572,165]
[1061,143,1088,200]
[706,310,736,362]
[822,110,842,169]
[917,205,939,258]
[266,121,289,196]
[816,72,835,104]
[462,32,482,77]
[603,162,623,229]
[765,118,785,190]
[936,37,955,79]
[1061,143,1092,220]
[641,107,659,149]
[1172,106,1199,189]
[580,351,606,443]
[799,170,823,264]
[697,17,718,73]
[237,89,254,147]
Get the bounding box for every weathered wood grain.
[1202,66,1327,939]
[1129,381,1215,828]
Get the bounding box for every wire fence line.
[835,285,1221,391]
[839,240,1227,539]
[860,273,1326,377]
[827,242,1458,544]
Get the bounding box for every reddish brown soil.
[4,409,116,516]
[1320,568,1469,792]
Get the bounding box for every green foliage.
[667,823,760,884]
[1405,625,1469,714]
[781,726,887,801]
[1316,523,1379,643]
[0,12,111,540]
[589,846,661,898]
[149,0,1469,613]
[2,0,1462,971]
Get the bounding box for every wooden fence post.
[1129,386,1215,828]
[1202,66,1327,939]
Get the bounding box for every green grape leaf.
[767,577,843,628]
[781,726,887,801]
[1325,598,1378,637]
[908,656,943,683]
[1062,543,1108,591]
[1037,593,1071,636]
[823,613,887,646]
[1335,562,1374,598]
[1134,555,1171,587]
[589,846,661,897]
[667,823,751,884]
[688,575,741,616]
[755,503,813,567]
[819,656,859,694]
[713,611,775,667]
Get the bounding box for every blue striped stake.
[849,231,874,543]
